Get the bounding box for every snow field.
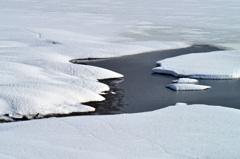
[0,104,240,159]
[0,0,240,158]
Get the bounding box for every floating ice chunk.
[172,78,198,84]
[167,84,211,91]
[111,91,116,94]
[175,102,188,106]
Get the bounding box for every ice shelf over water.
[153,51,240,79]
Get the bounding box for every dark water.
[72,45,240,114]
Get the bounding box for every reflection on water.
[74,45,240,114]
[84,79,127,114]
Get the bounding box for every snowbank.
[167,84,211,91]
[0,104,240,159]
[152,51,240,79]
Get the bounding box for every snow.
[1,0,240,117]
[152,51,240,79]
[167,84,211,91]
[0,0,240,158]
[172,78,198,84]
[0,104,240,159]
[0,0,190,119]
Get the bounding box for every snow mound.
[172,78,198,84]
[152,51,240,79]
[167,84,211,91]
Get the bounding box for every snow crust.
[167,84,211,91]
[153,51,240,79]
[172,78,198,84]
[0,104,240,159]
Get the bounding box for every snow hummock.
[167,84,211,91]
[172,78,198,84]
[0,104,240,159]
[152,51,240,79]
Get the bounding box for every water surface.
[73,45,240,114]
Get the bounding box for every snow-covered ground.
[1,104,240,159]
[1,0,240,158]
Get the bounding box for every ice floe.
[167,84,211,91]
[172,78,198,84]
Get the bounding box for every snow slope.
[0,104,240,159]
[152,51,240,79]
